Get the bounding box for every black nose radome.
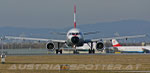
[71,37,79,44]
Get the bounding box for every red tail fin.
[112,39,121,47]
[74,4,76,28]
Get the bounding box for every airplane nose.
[71,36,79,44]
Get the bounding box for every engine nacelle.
[96,42,104,51]
[46,42,55,50]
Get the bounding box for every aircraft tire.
[89,49,91,54]
[56,49,59,54]
[60,49,62,54]
[92,49,95,54]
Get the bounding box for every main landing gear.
[56,42,62,54]
[55,42,95,54]
[88,49,95,54]
[88,42,95,54]
[56,49,62,54]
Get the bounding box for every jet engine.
[46,42,55,50]
[96,42,104,51]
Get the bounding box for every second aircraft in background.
[112,39,150,53]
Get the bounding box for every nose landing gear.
[73,45,79,54]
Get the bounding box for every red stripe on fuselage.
[113,44,121,47]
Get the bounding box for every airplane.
[112,39,150,53]
[4,5,146,54]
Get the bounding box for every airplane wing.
[50,32,66,35]
[91,34,147,42]
[5,36,66,43]
[83,31,100,35]
[5,34,146,43]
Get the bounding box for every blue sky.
[0,0,150,29]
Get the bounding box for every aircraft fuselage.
[66,28,84,47]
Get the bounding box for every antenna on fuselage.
[74,4,76,28]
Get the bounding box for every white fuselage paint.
[116,46,150,53]
[76,42,97,50]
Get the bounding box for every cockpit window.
[72,33,75,35]
[69,33,81,35]
[76,33,79,35]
